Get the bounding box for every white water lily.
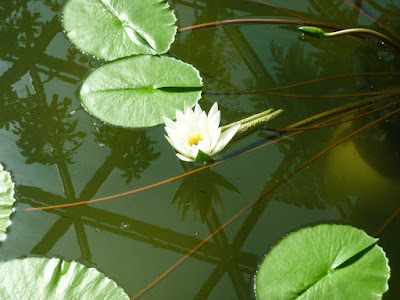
[163,103,240,162]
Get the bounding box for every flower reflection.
[171,169,239,223]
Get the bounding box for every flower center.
[187,133,204,146]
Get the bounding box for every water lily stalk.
[222,109,284,141]
[299,26,400,51]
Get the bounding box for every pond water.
[1,0,400,299]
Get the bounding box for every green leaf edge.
[0,163,16,241]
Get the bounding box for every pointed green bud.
[195,150,212,163]
[299,26,327,39]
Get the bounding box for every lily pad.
[62,0,177,60]
[80,55,203,128]
[0,257,129,299]
[0,164,15,241]
[256,224,390,300]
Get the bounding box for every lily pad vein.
[98,0,156,52]
[82,86,202,95]
[295,242,378,299]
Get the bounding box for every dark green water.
[1,0,400,299]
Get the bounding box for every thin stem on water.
[179,18,393,51]
[299,26,400,51]
[131,106,400,300]
[267,99,400,132]
[373,207,400,237]
[324,28,400,50]
[339,0,400,42]
[23,91,400,212]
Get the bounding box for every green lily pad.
[63,0,177,60]
[0,164,15,241]
[80,55,203,128]
[0,257,129,299]
[256,224,390,300]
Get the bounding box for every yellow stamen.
[187,133,204,146]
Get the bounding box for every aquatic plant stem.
[131,107,400,300]
[267,98,400,132]
[206,90,384,98]
[285,90,400,129]
[300,26,400,51]
[179,19,343,33]
[339,0,400,41]
[179,18,399,51]
[206,73,400,96]
[23,132,298,212]
[179,18,393,48]
[373,206,400,237]
[23,92,399,212]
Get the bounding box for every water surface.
[0,0,399,299]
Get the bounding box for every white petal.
[194,103,202,118]
[198,111,208,131]
[165,135,191,158]
[163,116,177,129]
[188,145,199,160]
[164,126,178,139]
[197,135,211,156]
[185,105,195,118]
[210,127,221,151]
[208,102,219,119]
[209,111,220,132]
[165,135,181,152]
[176,153,194,162]
[212,124,240,155]
[176,110,186,123]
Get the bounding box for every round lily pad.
[80,55,203,128]
[256,224,390,300]
[63,0,177,60]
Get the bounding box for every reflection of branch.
[131,107,400,300]
[0,16,59,90]
[253,0,312,21]
[25,91,400,212]
[222,25,274,83]
[339,0,400,41]
[30,217,72,255]
[78,153,118,201]
[74,220,91,261]
[20,187,258,268]
[205,209,248,299]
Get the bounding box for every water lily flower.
[163,103,240,162]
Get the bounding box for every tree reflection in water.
[1,0,400,299]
